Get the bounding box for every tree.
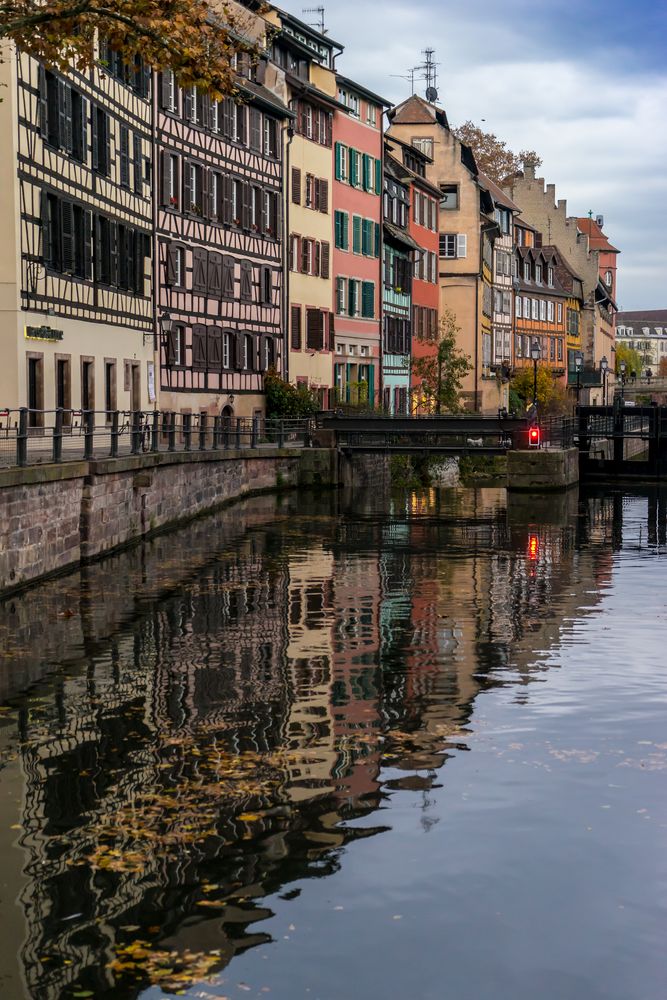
[614,343,642,377]
[510,365,568,414]
[264,369,319,419]
[0,0,259,97]
[412,308,472,414]
[451,121,542,185]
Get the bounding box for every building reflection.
[0,485,660,998]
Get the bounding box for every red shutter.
[319,178,328,213]
[292,167,301,205]
[291,305,302,350]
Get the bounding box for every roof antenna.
[422,48,440,102]
[302,6,326,33]
[391,66,422,95]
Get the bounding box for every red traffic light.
[528,533,539,561]
[528,426,540,448]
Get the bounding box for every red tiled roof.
[387,94,437,125]
[575,217,620,253]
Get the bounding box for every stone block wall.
[507,447,579,491]
[0,449,336,595]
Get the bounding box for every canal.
[0,485,666,1000]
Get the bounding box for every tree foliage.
[264,369,319,418]
[412,308,472,414]
[0,0,259,97]
[615,342,643,377]
[510,365,570,415]
[451,121,542,185]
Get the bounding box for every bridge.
[317,413,531,455]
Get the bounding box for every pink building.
[155,52,291,420]
[332,77,389,407]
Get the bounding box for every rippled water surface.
[1,485,666,1000]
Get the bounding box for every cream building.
[0,40,154,419]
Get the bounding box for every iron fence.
[0,409,312,470]
[539,416,575,449]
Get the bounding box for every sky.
[279,0,667,310]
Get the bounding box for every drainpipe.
[283,118,294,383]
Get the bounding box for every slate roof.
[617,310,667,326]
[477,171,521,213]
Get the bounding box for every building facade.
[155,21,290,420]
[616,310,667,374]
[0,40,154,416]
[332,76,386,408]
[272,11,341,408]
[382,153,417,413]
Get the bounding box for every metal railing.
[0,409,312,470]
[539,416,575,449]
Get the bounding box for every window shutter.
[255,57,268,85]
[314,241,321,278]
[132,230,144,293]
[192,247,208,294]
[343,213,349,251]
[183,161,192,212]
[222,97,234,138]
[119,126,130,186]
[328,312,335,350]
[166,242,178,285]
[166,327,177,365]
[320,241,330,280]
[240,261,252,301]
[207,327,222,370]
[319,178,328,212]
[183,87,193,122]
[160,71,171,109]
[352,215,361,254]
[335,142,342,181]
[132,134,142,194]
[83,209,93,279]
[192,325,207,369]
[374,221,380,258]
[160,151,169,206]
[207,251,222,297]
[38,66,48,138]
[250,108,261,150]
[60,200,74,273]
[103,112,110,176]
[109,220,118,286]
[325,114,332,147]
[457,234,467,258]
[292,167,301,205]
[349,149,358,187]
[222,174,233,224]
[57,81,69,152]
[375,158,382,195]
[334,211,341,248]
[301,238,309,274]
[91,107,98,171]
[291,305,302,350]
[241,181,250,229]
[299,103,308,135]
[222,256,235,298]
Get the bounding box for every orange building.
[513,245,576,381]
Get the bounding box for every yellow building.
[268,10,341,407]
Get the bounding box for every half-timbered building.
[156,5,291,419]
[0,40,154,416]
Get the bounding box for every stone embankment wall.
[0,449,337,595]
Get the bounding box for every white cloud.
[278,0,665,308]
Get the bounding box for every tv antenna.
[302,6,326,33]
[390,65,422,95]
[422,47,440,102]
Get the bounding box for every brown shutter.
[328,311,335,350]
[314,241,321,277]
[222,175,233,224]
[160,151,170,206]
[166,242,178,285]
[250,108,261,150]
[207,326,222,370]
[241,181,251,230]
[207,251,222,297]
[160,71,171,109]
[192,247,207,293]
[183,160,192,212]
[166,327,177,365]
[319,178,328,213]
[301,238,309,274]
[320,241,330,280]
[325,113,332,147]
[192,324,207,369]
[222,255,235,298]
[291,304,302,350]
[292,167,301,205]
[240,261,252,301]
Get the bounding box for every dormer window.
[523,261,531,281]
[547,266,554,287]
[535,264,542,284]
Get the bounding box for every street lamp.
[619,359,627,401]
[531,339,542,409]
[600,355,608,406]
[575,352,583,404]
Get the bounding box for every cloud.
[278,0,665,308]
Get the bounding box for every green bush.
[264,369,319,418]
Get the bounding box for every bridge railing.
[0,409,312,470]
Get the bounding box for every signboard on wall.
[147,361,156,403]
[25,326,63,342]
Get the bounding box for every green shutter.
[335,210,342,248]
[343,212,349,250]
[350,149,358,187]
[352,215,362,254]
[362,280,375,318]
[375,158,382,194]
[374,221,380,258]
[362,154,370,191]
[335,142,342,181]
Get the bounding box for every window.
[92,106,110,175]
[348,279,360,317]
[336,277,346,315]
[306,308,325,350]
[412,137,433,158]
[540,300,547,322]
[535,264,542,284]
[232,178,241,224]
[557,302,563,324]
[167,154,179,207]
[361,281,375,319]
[532,299,539,321]
[439,183,458,211]
[119,126,130,187]
[367,103,377,126]
[548,266,554,287]
[133,135,143,195]
[235,103,246,144]
[547,301,555,322]
[523,260,531,281]
[222,331,231,369]
[440,233,466,259]
[516,296,522,319]
[605,269,613,286]
[334,210,349,250]
[264,117,278,157]
[557,339,563,362]
[261,265,272,306]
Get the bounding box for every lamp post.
[531,339,542,409]
[575,352,583,404]
[619,360,626,401]
[600,355,608,406]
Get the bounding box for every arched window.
[605,270,613,287]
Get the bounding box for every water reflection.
[0,485,665,998]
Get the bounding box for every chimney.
[522,157,537,179]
